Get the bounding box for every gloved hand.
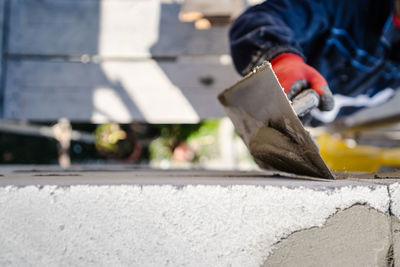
[270,53,334,111]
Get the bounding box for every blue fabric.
[229,0,400,97]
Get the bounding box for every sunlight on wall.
[96,0,200,123]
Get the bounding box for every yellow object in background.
[317,134,400,172]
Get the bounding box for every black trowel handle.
[291,89,320,117]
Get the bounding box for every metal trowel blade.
[218,63,334,179]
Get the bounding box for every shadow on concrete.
[4,0,144,122]
[149,3,230,120]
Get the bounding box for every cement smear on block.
[389,183,400,264]
[263,205,392,267]
[249,126,331,179]
[392,218,400,266]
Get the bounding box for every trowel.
[218,63,334,179]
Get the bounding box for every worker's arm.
[229,0,333,75]
[229,0,334,111]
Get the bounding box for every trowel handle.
[292,89,320,117]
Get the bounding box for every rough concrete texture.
[390,183,400,218]
[0,168,399,266]
[264,205,392,267]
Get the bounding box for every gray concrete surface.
[264,205,392,267]
[393,218,400,265]
[0,166,399,266]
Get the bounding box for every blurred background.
[2,0,400,173]
[0,0,263,170]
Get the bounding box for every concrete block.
[390,182,400,219]
[0,167,398,266]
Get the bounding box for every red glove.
[393,12,400,28]
[270,53,334,111]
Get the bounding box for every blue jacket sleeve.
[229,0,334,75]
